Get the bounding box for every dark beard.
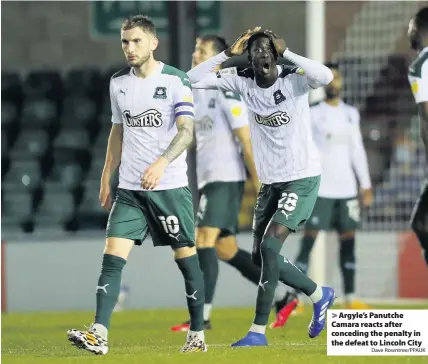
[128,54,150,68]
[410,39,419,50]
[410,32,421,51]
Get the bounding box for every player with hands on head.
[171,33,299,332]
[187,28,335,347]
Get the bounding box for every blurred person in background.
[272,63,373,329]
[408,6,428,266]
[187,28,335,347]
[67,15,208,354]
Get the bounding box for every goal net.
[331,0,426,232]
[306,1,428,301]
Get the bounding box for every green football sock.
[340,237,356,295]
[254,237,318,326]
[278,242,317,297]
[94,254,126,329]
[292,235,316,296]
[253,237,281,325]
[295,235,316,274]
[197,247,219,304]
[226,249,261,285]
[176,255,205,331]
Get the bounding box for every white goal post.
[306,0,327,287]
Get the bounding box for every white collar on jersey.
[130,61,164,79]
[322,99,344,108]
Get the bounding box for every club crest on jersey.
[208,98,216,108]
[123,109,163,127]
[273,90,286,105]
[254,111,290,127]
[153,86,167,99]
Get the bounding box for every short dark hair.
[121,15,156,36]
[415,6,428,31]
[325,61,339,70]
[246,31,278,62]
[198,34,229,54]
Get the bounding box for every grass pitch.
[2,305,428,364]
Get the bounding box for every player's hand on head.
[264,29,287,54]
[141,157,168,190]
[226,26,261,56]
[361,188,373,207]
[99,182,112,211]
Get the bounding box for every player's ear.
[151,36,159,52]
[248,54,255,68]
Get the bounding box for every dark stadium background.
[2,1,427,235]
[2,1,428,316]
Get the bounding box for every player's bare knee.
[174,246,197,260]
[104,237,134,260]
[196,227,220,248]
[196,234,216,249]
[216,236,238,261]
[339,231,356,240]
[305,230,319,239]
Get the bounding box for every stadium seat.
[51,147,91,178]
[60,96,98,127]
[52,147,80,163]
[2,98,20,124]
[92,127,110,156]
[45,162,84,191]
[53,127,90,150]
[86,157,106,181]
[1,72,22,103]
[99,94,113,122]
[10,130,49,160]
[23,71,62,102]
[34,190,74,226]
[1,100,21,141]
[1,157,10,182]
[1,192,33,230]
[3,160,41,192]
[63,68,102,98]
[82,179,100,196]
[79,188,108,215]
[20,98,58,129]
[77,186,109,230]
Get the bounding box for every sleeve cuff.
[219,51,231,62]
[360,180,372,189]
[282,49,292,59]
